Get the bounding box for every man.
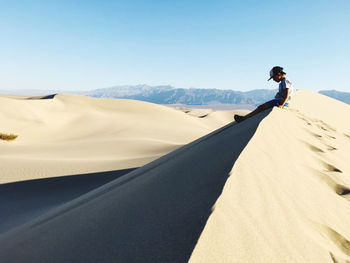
[234,66,294,123]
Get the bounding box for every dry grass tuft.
[0,133,18,141]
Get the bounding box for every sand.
[1,90,350,262]
[190,90,350,262]
[0,94,247,183]
[0,102,267,262]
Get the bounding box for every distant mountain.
[319,90,350,105]
[80,85,277,106]
[3,85,349,106]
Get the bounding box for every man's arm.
[279,88,289,108]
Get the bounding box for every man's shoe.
[234,115,245,123]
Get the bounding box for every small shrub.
[0,133,18,141]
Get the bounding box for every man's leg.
[234,99,279,123]
[241,103,269,120]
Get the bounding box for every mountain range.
[318,90,350,104]
[80,85,278,105]
[80,85,350,106]
[1,85,349,106]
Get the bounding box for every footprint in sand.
[322,161,343,173]
[314,120,337,133]
[326,145,338,151]
[309,144,325,153]
[316,124,334,132]
[313,170,350,198]
[326,134,337,140]
[344,133,350,140]
[337,186,350,196]
[298,113,340,150]
[306,131,337,151]
[296,114,312,125]
[301,140,325,153]
[313,224,350,258]
[304,129,323,139]
[309,136,338,151]
[296,112,338,133]
[329,252,350,263]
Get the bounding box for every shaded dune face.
[0,168,135,235]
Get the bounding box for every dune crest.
[190,90,350,262]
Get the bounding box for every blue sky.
[1,0,349,92]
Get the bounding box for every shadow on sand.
[0,168,136,234]
[0,110,271,263]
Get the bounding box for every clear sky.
[1,0,349,92]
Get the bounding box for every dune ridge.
[190,90,350,263]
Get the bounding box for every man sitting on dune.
[234,66,295,123]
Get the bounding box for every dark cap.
[268,66,286,81]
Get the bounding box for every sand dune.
[190,90,350,262]
[1,90,350,262]
[0,94,247,183]
[0,105,267,262]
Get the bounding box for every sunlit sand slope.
[190,90,350,263]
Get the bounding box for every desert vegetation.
[0,132,18,141]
